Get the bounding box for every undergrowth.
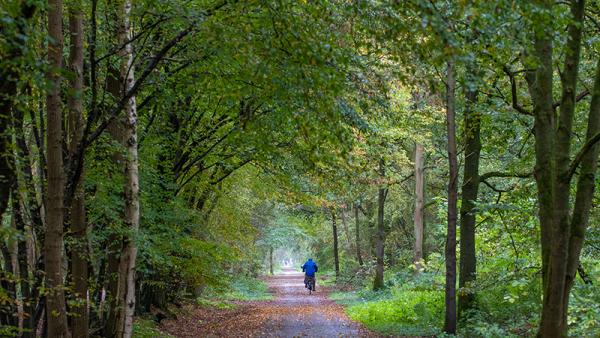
[331,269,444,337]
[328,261,597,337]
[132,317,174,338]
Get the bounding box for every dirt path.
[160,268,379,337]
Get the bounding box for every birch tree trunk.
[443,59,458,335]
[413,143,424,272]
[119,0,140,336]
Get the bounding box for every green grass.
[133,317,174,338]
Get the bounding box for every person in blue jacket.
[301,258,318,290]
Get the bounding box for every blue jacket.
[302,259,318,277]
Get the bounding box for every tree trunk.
[13,191,34,337]
[533,1,584,336]
[354,203,364,266]
[67,4,88,336]
[46,0,69,335]
[0,103,11,225]
[104,237,125,338]
[119,0,140,334]
[331,209,340,278]
[530,4,556,302]
[563,57,600,331]
[443,59,458,335]
[269,246,274,275]
[10,91,41,337]
[458,66,481,316]
[373,159,386,290]
[413,143,425,272]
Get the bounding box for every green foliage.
[568,261,600,337]
[332,269,444,336]
[345,289,443,336]
[0,325,19,338]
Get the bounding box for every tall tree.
[45,0,69,336]
[331,208,340,278]
[67,1,88,335]
[528,0,600,335]
[443,59,458,335]
[354,203,364,266]
[373,159,386,290]
[458,63,480,315]
[119,0,140,335]
[413,143,425,272]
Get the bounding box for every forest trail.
[160,268,379,337]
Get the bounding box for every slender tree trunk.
[10,93,42,337]
[563,57,600,331]
[331,209,340,278]
[269,246,274,275]
[458,66,481,316]
[0,107,11,225]
[67,4,89,336]
[444,60,458,335]
[354,203,364,266]
[119,0,140,334]
[413,143,425,272]
[105,237,125,338]
[373,159,386,290]
[46,0,69,336]
[13,192,34,337]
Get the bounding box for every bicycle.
[306,276,315,294]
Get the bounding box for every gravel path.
[160,268,378,337]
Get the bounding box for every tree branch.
[480,171,532,181]
[553,89,590,109]
[568,131,600,179]
[502,65,533,116]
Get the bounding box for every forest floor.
[159,268,382,337]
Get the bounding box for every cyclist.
[301,258,318,290]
